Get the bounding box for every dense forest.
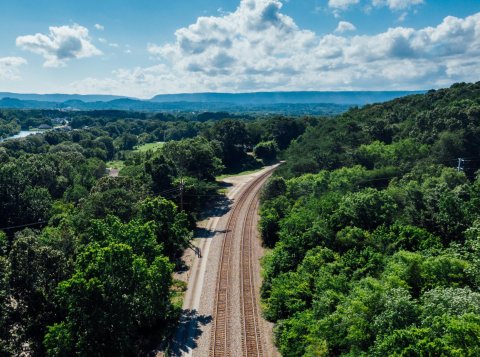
[259,82,480,356]
[0,108,307,355]
[2,81,480,356]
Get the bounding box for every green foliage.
[84,216,162,263]
[145,152,177,194]
[260,83,480,356]
[259,196,290,247]
[275,311,316,357]
[7,230,71,355]
[162,136,223,180]
[44,242,173,356]
[253,140,278,164]
[205,119,258,171]
[282,82,480,178]
[421,287,480,324]
[0,255,10,355]
[137,196,191,260]
[367,224,443,256]
[372,288,419,337]
[261,176,287,202]
[265,272,311,321]
[0,118,20,140]
[78,176,146,223]
[331,188,398,231]
[118,133,138,150]
[372,314,480,356]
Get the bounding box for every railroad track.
[240,194,263,356]
[210,168,274,357]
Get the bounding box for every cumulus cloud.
[372,0,424,11]
[0,57,27,80]
[328,0,360,10]
[16,24,102,67]
[335,21,357,33]
[71,0,480,97]
[94,24,105,31]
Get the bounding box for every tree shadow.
[167,309,212,356]
[195,227,217,239]
[218,181,233,189]
[211,194,233,217]
[175,260,190,273]
[197,192,233,220]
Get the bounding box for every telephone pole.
[457,158,465,172]
[179,177,185,211]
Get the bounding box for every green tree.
[162,137,223,180]
[265,272,311,321]
[372,287,419,337]
[421,287,480,325]
[145,153,176,194]
[8,230,70,355]
[253,141,278,164]
[261,176,287,202]
[84,216,162,263]
[0,254,10,355]
[137,197,191,260]
[44,242,173,356]
[78,177,146,223]
[331,188,398,231]
[208,119,249,168]
[275,311,315,357]
[372,314,480,357]
[259,196,290,248]
[119,133,138,150]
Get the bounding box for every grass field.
[134,142,165,153]
[106,160,125,170]
[216,168,264,180]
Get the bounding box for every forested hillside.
[0,109,307,355]
[259,82,480,356]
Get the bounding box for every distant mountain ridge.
[150,91,425,105]
[0,92,128,103]
[0,90,426,114]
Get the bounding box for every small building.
[52,117,68,125]
[54,125,72,132]
[38,124,52,130]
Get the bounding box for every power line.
[0,221,48,231]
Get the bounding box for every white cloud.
[372,0,424,11]
[398,12,408,22]
[16,24,102,67]
[70,0,480,97]
[0,57,27,80]
[335,21,357,33]
[94,24,105,31]
[328,0,360,10]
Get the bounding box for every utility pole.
[179,177,185,211]
[457,158,465,172]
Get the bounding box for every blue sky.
[0,0,479,97]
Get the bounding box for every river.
[0,130,43,142]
